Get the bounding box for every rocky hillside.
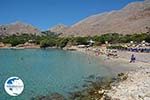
[51,0,150,36]
[0,21,41,36]
[50,24,69,35]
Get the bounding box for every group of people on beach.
[85,47,137,63]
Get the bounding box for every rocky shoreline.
[1,45,150,100]
[104,67,150,100]
[0,42,40,49]
[74,47,150,100]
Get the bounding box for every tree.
[57,38,69,48]
[40,39,50,48]
[40,38,56,48]
[75,37,88,45]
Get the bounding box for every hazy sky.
[0,0,143,30]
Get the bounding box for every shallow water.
[0,48,114,100]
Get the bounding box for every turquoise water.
[0,49,113,100]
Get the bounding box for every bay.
[0,49,113,100]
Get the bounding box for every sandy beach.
[75,47,149,69]
[73,46,150,100]
[0,45,150,99]
[103,51,150,100]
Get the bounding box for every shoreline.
[74,46,150,100]
[1,46,150,71]
[75,46,149,70]
[0,46,150,99]
[0,46,40,49]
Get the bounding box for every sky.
[0,0,143,30]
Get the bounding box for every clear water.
[0,49,113,100]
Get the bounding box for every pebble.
[105,67,150,100]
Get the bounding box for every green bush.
[75,37,89,45]
[40,38,56,48]
[57,38,69,48]
[0,33,150,47]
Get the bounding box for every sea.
[0,48,114,100]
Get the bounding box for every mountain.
[0,21,41,36]
[50,24,69,34]
[50,0,150,36]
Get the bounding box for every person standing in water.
[130,54,136,63]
